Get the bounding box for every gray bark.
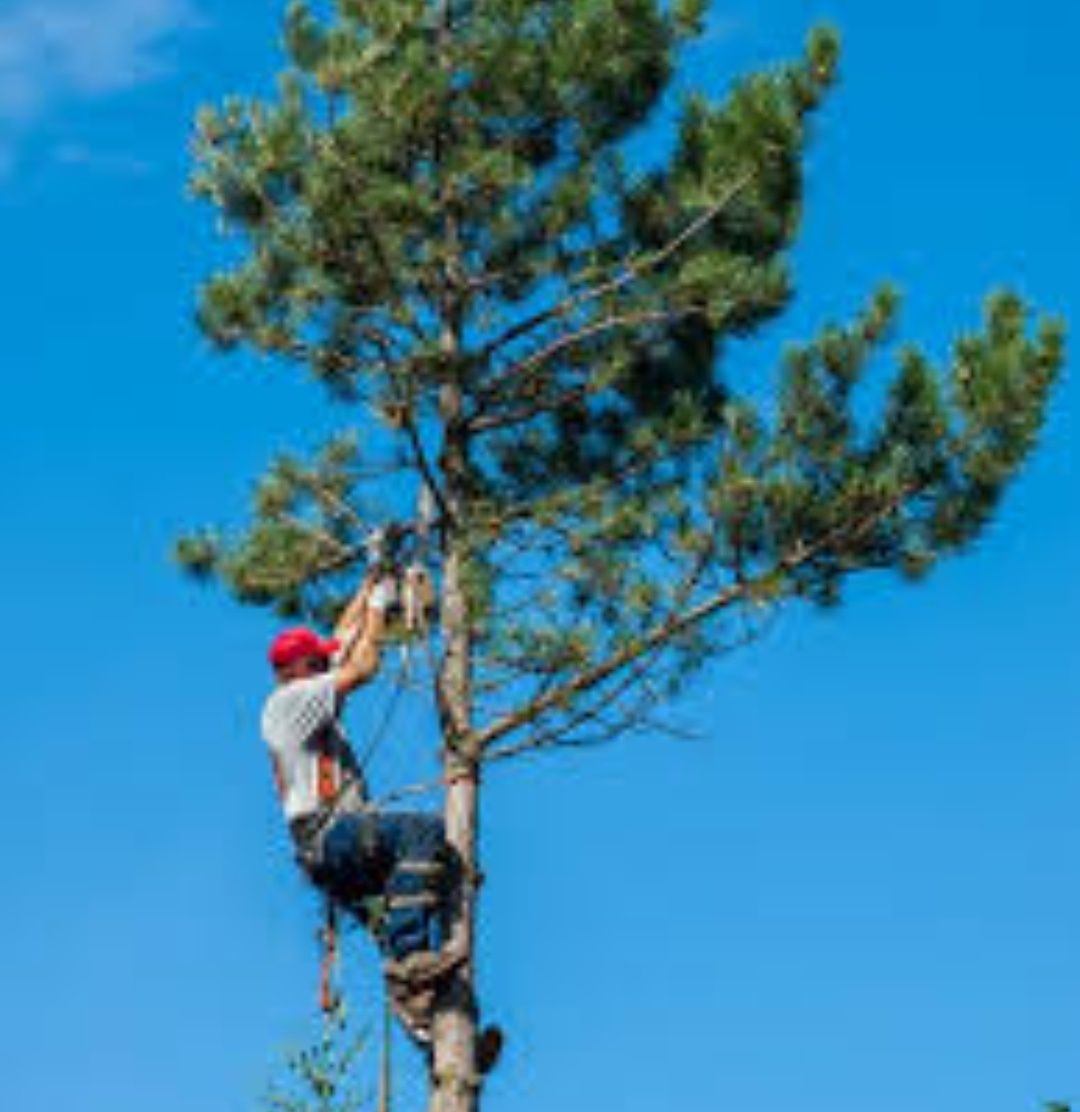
[430,381,482,1112]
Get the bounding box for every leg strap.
[386,891,439,911]
[397,858,445,878]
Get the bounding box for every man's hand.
[333,571,391,697]
[333,570,380,643]
[367,575,398,615]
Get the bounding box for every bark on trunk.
[430,383,482,1112]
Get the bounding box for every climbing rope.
[318,899,342,1017]
[376,987,393,1112]
[356,645,414,774]
[355,479,439,779]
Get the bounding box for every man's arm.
[333,574,375,644]
[333,578,391,697]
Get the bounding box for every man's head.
[268,627,340,683]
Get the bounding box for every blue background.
[1,1,1076,1110]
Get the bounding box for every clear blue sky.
[2,2,1077,1111]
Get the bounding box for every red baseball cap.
[268,627,341,669]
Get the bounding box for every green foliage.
[264,1014,372,1112]
[178,434,376,618]
[181,0,1063,751]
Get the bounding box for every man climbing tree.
[261,568,502,1068]
[177,2,1064,1111]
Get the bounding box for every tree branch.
[468,488,915,752]
[481,597,774,761]
[402,414,452,526]
[477,172,754,368]
[468,305,708,432]
[467,382,591,435]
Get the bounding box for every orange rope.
[319,902,340,1015]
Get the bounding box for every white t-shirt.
[260,673,366,821]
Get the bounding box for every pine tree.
[178,3,1064,1110]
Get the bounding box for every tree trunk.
[431,5,478,1091]
[430,383,482,1112]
